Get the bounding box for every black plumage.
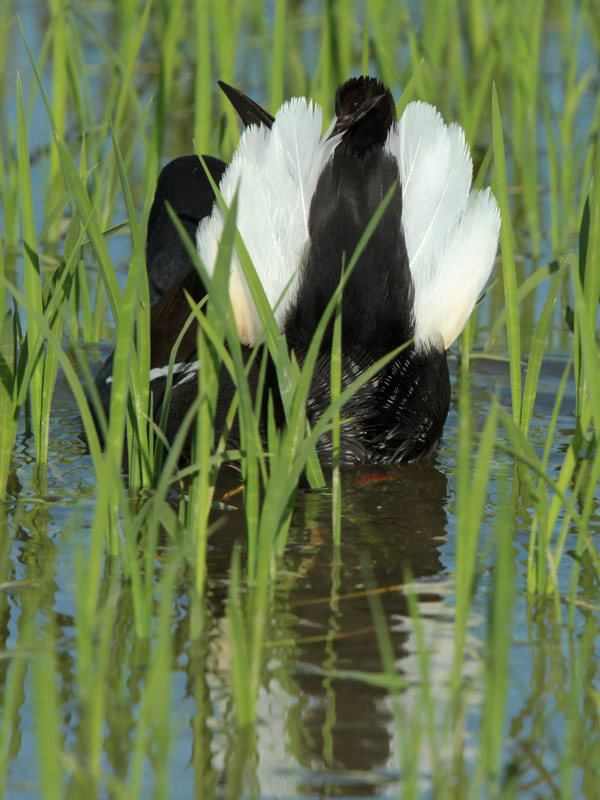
[284,78,449,464]
[146,154,226,305]
[91,77,456,466]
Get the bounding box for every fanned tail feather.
[411,188,500,348]
[386,101,500,349]
[196,98,340,345]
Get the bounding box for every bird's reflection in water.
[270,461,450,795]
[186,459,450,797]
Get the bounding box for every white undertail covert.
[196,99,340,345]
[386,102,500,350]
[196,97,500,350]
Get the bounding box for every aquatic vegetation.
[0,0,599,797]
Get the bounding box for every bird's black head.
[332,76,397,154]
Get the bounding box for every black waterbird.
[92,76,500,466]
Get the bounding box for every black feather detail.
[286,147,412,356]
[302,344,450,466]
[286,76,411,357]
[331,76,397,155]
[91,76,453,467]
[89,154,224,433]
[284,75,449,464]
[146,155,226,305]
[218,80,275,129]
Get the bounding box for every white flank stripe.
[105,360,200,386]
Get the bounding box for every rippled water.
[4,346,598,797]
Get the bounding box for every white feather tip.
[196,95,338,345]
[386,102,500,350]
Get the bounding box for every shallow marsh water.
[2,1,600,798]
[4,348,599,798]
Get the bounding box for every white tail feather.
[411,189,500,348]
[196,98,340,345]
[386,101,500,349]
[198,93,498,351]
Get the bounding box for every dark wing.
[146,155,227,305]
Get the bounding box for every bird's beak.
[330,94,386,137]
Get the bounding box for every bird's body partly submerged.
[92,76,500,466]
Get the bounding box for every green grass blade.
[0,312,19,494]
[17,75,46,462]
[270,0,285,111]
[492,84,522,426]
[520,260,567,434]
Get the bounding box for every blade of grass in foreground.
[0,312,19,495]
[574,135,600,413]
[110,123,155,486]
[17,75,48,463]
[492,84,522,426]
[193,0,212,153]
[47,0,68,243]
[452,371,498,695]
[32,652,62,800]
[330,276,343,545]
[98,240,143,554]
[188,195,239,599]
[485,260,561,348]
[476,480,514,796]
[128,559,177,797]
[520,260,567,435]
[72,542,119,786]
[195,181,409,725]
[365,556,424,799]
[526,360,571,596]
